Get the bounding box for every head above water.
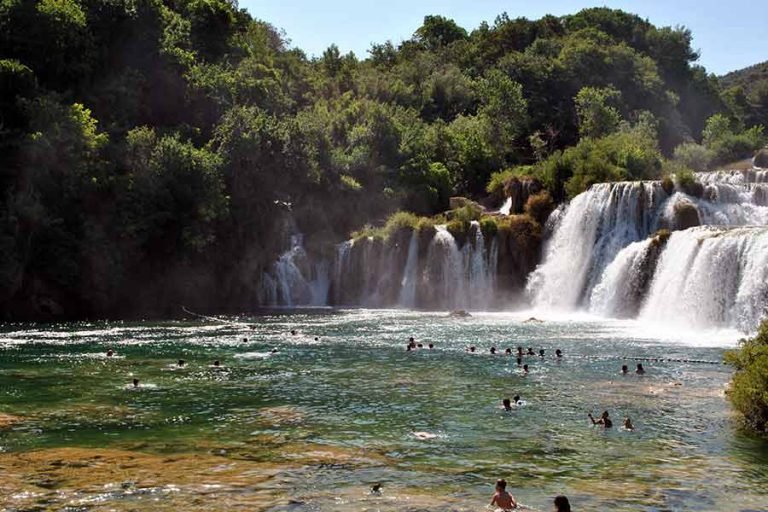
[428,343,434,349]
[132,378,139,387]
[556,349,562,357]
[554,495,571,512]
[539,349,545,356]
[290,330,297,335]
[505,348,512,354]
[622,364,628,373]
[106,349,114,357]
[513,395,520,402]
[523,364,529,372]
[490,347,496,354]
[503,398,511,409]
[177,359,185,367]
[213,360,221,367]
[496,479,507,491]
[470,346,476,352]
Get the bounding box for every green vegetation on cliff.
[0,2,766,318]
[726,320,768,434]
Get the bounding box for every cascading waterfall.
[529,169,768,331]
[640,226,768,332]
[398,231,419,308]
[258,234,330,307]
[527,181,669,310]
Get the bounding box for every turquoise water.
[1,310,767,511]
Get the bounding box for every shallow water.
[1,310,767,511]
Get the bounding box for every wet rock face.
[503,177,543,215]
[672,200,701,230]
[754,149,768,169]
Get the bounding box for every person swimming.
[213,360,221,367]
[588,410,613,428]
[290,330,297,336]
[636,363,646,375]
[555,349,563,358]
[490,479,517,510]
[132,378,139,388]
[624,417,635,430]
[527,347,535,356]
[505,348,512,355]
[621,364,628,375]
[490,347,497,354]
[270,348,278,353]
[417,343,423,348]
[469,346,476,353]
[503,398,512,411]
[106,349,114,357]
[523,364,529,374]
[242,337,248,343]
[554,495,571,512]
[314,337,319,341]
[177,359,186,367]
[517,346,523,357]
[539,349,545,357]
[428,343,434,349]
[406,344,413,352]
[516,357,522,366]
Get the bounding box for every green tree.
[575,86,622,138]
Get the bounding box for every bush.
[486,166,534,197]
[446,218,470,245]
[479,216,498,239]
[661,174,674,194]
[450,204,482,223]
[672,142,714,171]
[674,167,704,197]
[725,320,768,433]
[524,191,555,226]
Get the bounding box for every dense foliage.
[0,1,765,318]
[726,320,768,434]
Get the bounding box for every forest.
[1,0,766,319]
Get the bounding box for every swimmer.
[621,364,628,375]
[527,347,535,356]
[106,349,114,357]
[417,343,423,348]
[490,347,497,354]
[555,349,563,358]
[588,411,613,428]
[314,337,319,341]
[523,364,529,374]
[177,359,186,367]
[370,483,382,495]
[469,346,476,353]
[213,360,221,367]
[513,395,523,406]
[554,495,571,512]
[505,348,512,355]
[636,363,646,375]
[242,337,248,343]
[428,343,434,349]
[503,398,512,411]
[132,378,139,388]
[490,479,517,510]
[406,344,412,352]
[516,357,522,366]
[623,417,634,430]
[539,349,545,357]
[270,348,278,353]
[517,346,523,357]
[290,330,297,336]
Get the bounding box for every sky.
[240,0,766,76]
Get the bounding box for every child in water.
[490,479,517,510]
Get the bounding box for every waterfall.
[424,226,465,309]
[259,234,330,307]
[499,197,512,215]
[528,169,768,331]
[639,226,768,332]
[527,181,668,310]
[398,231,419,308]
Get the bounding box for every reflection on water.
[0,310,766,511]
